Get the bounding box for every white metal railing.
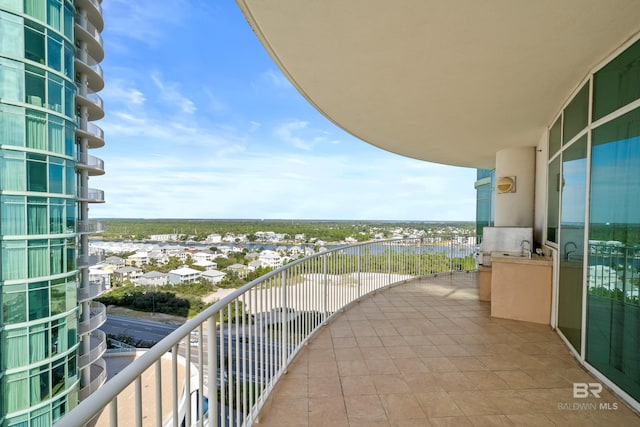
[78,280,108,302]
[77,186,105,203]
[79,330,108,369]
[77,252,105,268]
[77,219,106,234]
[79,358,107,401]
[57,237,478,427]
[78,301,107,335]
[588,242,640,302]
[77,154,105,173]
[75,14,104,47]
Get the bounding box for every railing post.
[323,255,328,323]
[357,245,361,299]
[281,270,288,373]
[387,246,392,285]
[207,316,218,427]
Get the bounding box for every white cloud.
[101,79,146,106]
[150,72,197,115]
[263,69,291,88]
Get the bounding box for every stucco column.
[494,147,535,227]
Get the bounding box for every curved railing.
[57,237,477,427]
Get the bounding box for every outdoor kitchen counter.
[490,253,553,324]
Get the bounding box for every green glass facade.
[0,1,80,425]
[547,37,640,403]
[475,169,494,238]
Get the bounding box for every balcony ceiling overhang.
[237,0,640,169]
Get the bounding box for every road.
[100,315,182,344]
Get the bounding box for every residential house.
[133,271,169,287]
[168,266,202,284]
[114,266,143,283]
[200,269,226,284]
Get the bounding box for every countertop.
[490,251,552,266]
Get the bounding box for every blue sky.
[90,0,477,221]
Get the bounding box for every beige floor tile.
[341,375,377,396]
[415,391,464,418]
[380,393,427,420]
[253,273,640,427]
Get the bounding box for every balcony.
[54,238,640,427]
[76,91,104,121]
[74,15,104,62]
[74,56,104,92]
[77,186,105,203]
[78,280,108,302]
[78,301,107,335]
[77,219,106,234]
[74,0,104,32]
[78,358,107,401]
[77,252,105,268]
[76,154,105,176]
[78,330,107,369]
[75,122,105,149]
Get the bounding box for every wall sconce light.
[497,176,516,193]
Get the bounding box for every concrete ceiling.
[237,0,640,169]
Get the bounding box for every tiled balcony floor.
[256,272,639,426]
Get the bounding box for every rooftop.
[256,273,639,426]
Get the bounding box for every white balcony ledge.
[76,154,105,176]
[78,330,107,369]
[75,122,105,149]
[78,358,107,401]
[78,301,107,335]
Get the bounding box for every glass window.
[1,196,26,235]
[49,157,64,193]
[65,238,75,271]
[29,321,48,363]
[64,80,74,118]
[4,371,29,412]
[24,23,45,64]
[557,135,588,352]
[62,2,72,40]
[587,106,640,402]
[25,65,45,107]
[64,120,74,156]
[66,314,76,347]
[28,240,49,278]
[65,199,75,232]
[0,105,26,147]
[27,197,47,235]
[593,39,640,121]
[65,278,75,312]
[63,41,73,79]
[549,116,562,159]
[50,198,64,233]
[47,33,62,72]
[26,109,46,150]
[27,153,47,192]
[48,73,63,113]
[48,115,64,154]
[0,57,25,102]
[28,283,49,322]
[2,327,28,368]
[0,11,24,58]
[50,240,64,277]
[24,0,46,21]
[547,156,561,243]
[65,160,74,195]
[2,285,27,324]
[1,150,26,191]
[563,83,589,144]
[47,0,62,31]
[30,365,49,405]
[0,0,23,13]
[2,240,27,280]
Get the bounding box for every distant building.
[226,263,250,278]
[134,271,169,287]
[193,260,217,270]
[126,252,150,266]
[168,266,201,284]
[259,250,283,269]
[105,256,126,268]
[114,266,143,282]
[201,269,226,284]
